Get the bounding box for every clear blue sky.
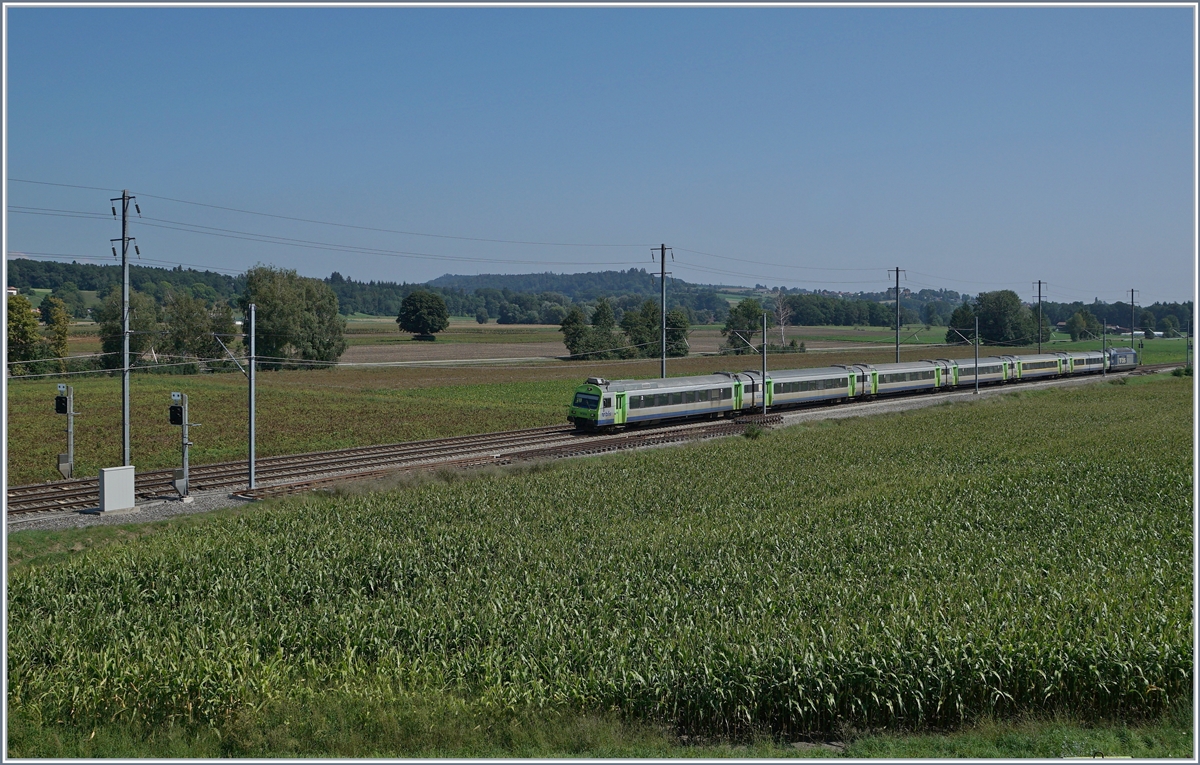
[5,6,1195,305]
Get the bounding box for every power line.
[9,207,650,268]
[672,260,887,285]
[9,178,650,248]
[674,246,882,272]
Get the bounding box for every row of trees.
[8,266,347,378]
[559,298,690,360]
[1062,308,1186,341]
[943,291,1053,346]
[940,290,1191,346]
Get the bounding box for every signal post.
[169,392,197,501]
[54,384,76,479]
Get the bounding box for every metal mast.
[655,244,671,378]
[762,311,768,414]
[110,191,138,466]
[1036,280,1043,353]
[889,267,905,363]
[248,303,256,489]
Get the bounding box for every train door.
[614,393,627,425]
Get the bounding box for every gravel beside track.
[7,366,1176,533]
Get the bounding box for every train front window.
[573,393,600,410]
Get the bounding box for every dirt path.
[341,340,569,363]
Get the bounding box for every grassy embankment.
[9,334,1189,485]
[8,374,1192,757]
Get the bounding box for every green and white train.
[567,347,1138,430]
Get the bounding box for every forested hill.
[427,269,692,299]
[7,259,242,302]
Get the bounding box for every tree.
[161,291,237,371]
[1139,309,1156,332]
[616,300,690,359]
[48,281,88,320]
[722,298,772,354]
[974,290,1031,345]
[665,307,690,357]
[773,289,792,342]
[1159,315,1181,338]
[43,296,70,362]
[7,294,44,374]
[590,298,616,330]
[944,303,976,344]
[397,291,450,338]
[619,299,659,357]
[237,266,347,368]
[95,289,161,369]
[560,306,590,357]
[1065,309,1102,342]
[475,307,489,324]
[559,299,624,360]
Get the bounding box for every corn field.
[8,378,1192,735]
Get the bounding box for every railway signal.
[55,383,76,479]
[169,392,197,499]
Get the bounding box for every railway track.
[234,415,782,501]
[6,425,578,516]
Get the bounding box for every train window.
[670,392,683,405]
[656,394,667,407]
[629,396,641,409]
[684,391,696,404]
[603,398,611,408]
[572,393,600,410]
[724,387,732,399]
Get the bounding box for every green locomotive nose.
[567,386,601,424]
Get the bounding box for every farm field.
[7,337,1188,485]
[7,375,1192,757]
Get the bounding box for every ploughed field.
[8,375,1192,741]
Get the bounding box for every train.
[567,347,1139,430]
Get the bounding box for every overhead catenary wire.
[9,178,651,248]
[9,208,650,268]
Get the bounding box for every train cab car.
[1014,353,1063,380]
[769,366,853,408]
[952,356,1008,387]
[1106,347,1139,371]
[569,374,740,430]
[567,378,608,430]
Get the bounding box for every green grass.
[8,376,1192,757]
[6,374,578,484]
[8,697,1190,758]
